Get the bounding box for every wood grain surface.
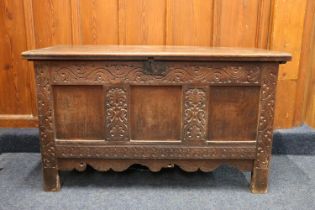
[208,86,260,140]
[0,0,314,128]
[22,45,291,61]
[53,85,104,140]
[130,86,182,141]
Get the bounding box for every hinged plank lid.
[22,45,291,62]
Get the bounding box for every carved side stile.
[250,64,279,193]
[35,63,57,169]
[256,65,278,170]
[35,63,60,191]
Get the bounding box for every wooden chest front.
[22,45,291,193]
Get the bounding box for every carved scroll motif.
[255,66,278,169]
[183,88,208,141]
[105,87,129,141]
[35,65,57,169]
[51,62,261,85]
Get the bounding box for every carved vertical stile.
[183,86,209,143]
[256,67,278,169]
[105,86,129,141]
[35,63,57,168]
[251,64,279,193]
[35,63,60,191]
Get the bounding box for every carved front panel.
[43,60,270,161]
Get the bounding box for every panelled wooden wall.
[302,0,315,127]
[0,0,314,128]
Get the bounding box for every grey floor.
[0,153,314,210]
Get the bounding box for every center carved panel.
[183,88,208,142]
[105,87,129,141]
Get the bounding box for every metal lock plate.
[143,59,166,76]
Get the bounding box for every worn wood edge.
[21,45,292,62]
[42,168,61,192]
[57,159,253,173]
[250,168,269,194]
[21,54,291,62]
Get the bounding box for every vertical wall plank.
[304,18,315,126]
[0,0,17,115]
[305,85,315,126]
[270,0,308,128]
[270,0,307,80]
[0,0,313,128]
[118,0,166,45]
[0,0,36,126]
[294,0,315,126]
[32,0,73,47]
[78,0,118,44]
[23,0,37,118]
[274,80,297,128]
[256,0,272,48]
[70,0,81,44]
[166,0,213,46]
[213,0,260,47]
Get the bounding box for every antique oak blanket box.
[22,45,291,193]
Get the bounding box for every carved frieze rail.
[50,62,262,85]
[55,145,256,159]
